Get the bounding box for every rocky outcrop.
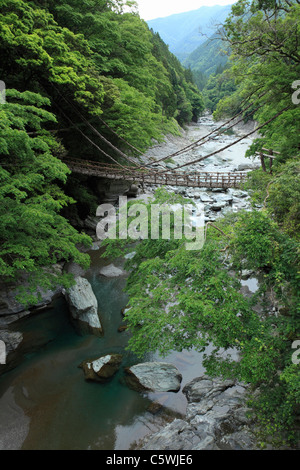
[79,354,123,382]
[0,266,63,327]
[63,276,103,336]
[140,376,257,450]
[124,362,182,393]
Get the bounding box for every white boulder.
[64,277,102,336]
[125,362,182,393]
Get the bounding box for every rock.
[64,277,102,336]
[0,329,23,374]
[0,266,63,326]
[83,215,100,231]
[231,190,248,198]
[212,188,225,193]
[211,202,227,211]
[96,179,131,203]
[121,305,131,317]
[166,163,176,170]
[124,362,182,393]
[139,375,257,451]
[141,419,213,451]
[118,325,128,333]
[237,163,255,171]
[213,193,233,204]
[99,264,126,278]
[0,330,23,357]
[0,311,30,327]
[79,354,123,382]
[199,193,214,203]
[241,269,255,280]
[127,184,139,197]
[124,251,136,260]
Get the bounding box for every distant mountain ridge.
[147,4,232,62]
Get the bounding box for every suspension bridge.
[53,87,287,190]
[65,158,248,189]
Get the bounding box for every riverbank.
[0,115,261,450]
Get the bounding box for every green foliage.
[0,0,105,111]
[0,0,204,302]
[0,90,91,304]
[202,66,237,113]
[40,0,204,151]
[266,162,300,240]
[101,190,300,444]
[1,0,298,447]
[214,1,300,157]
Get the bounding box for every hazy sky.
[136,0,237,21]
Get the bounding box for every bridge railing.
[63,158,249,189]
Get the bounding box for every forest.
[0,0,204,302]
[0,0,299,448]
[102,0,300,447]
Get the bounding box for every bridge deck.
[64,159,248,189]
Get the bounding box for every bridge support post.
[269,150,273,175]
[260,152,266,172]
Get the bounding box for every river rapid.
[0,115,260,450]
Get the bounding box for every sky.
[135,0,237,21]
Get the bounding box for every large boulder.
[124,362,182,393]
[199,193,214,203]
[79,354,123,382]
[211,202,227,212]
[63,277,102,336]
[0,329,23,375]
[0,330,23,360]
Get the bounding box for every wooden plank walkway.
[64,158,249,189]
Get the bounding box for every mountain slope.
[147,5,232,61]
[183,33,229,75]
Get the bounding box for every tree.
[0,89,91,305]
[215,0,300,159]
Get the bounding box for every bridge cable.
[54,103,127,169]
[151,85,290,168]
[51,84,150,170]
[97,116,145,157]
[171,105,292,172]
[150,91,270,165]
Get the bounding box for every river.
[0,115,259,450]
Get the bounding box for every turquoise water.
[0,251,207,450]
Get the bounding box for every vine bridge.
[56,89,285,190]
[64,158,248,189]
